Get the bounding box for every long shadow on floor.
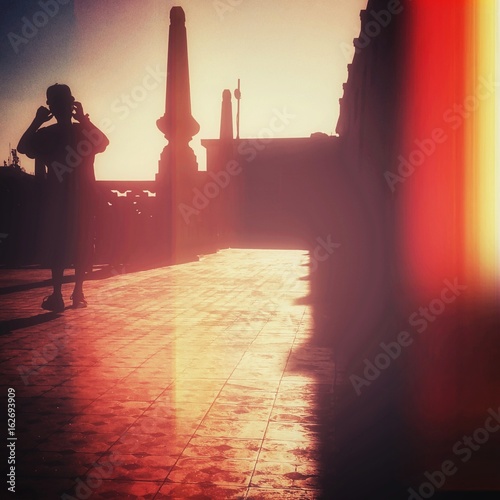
[0,311,60,334]
[0,253,181,296]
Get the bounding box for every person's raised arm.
[73,101,109,153]
[17,107,53,158]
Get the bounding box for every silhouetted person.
[18,84,109,312]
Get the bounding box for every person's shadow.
[0,312,60,335]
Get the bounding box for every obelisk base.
[156,143,200,264]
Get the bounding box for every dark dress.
[30,122,107,270]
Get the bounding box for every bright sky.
[0,0,366,180]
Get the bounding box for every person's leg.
[41,266,65,312]
[72,266,87,307]
[52,267,64,296]
[73,266,84,296]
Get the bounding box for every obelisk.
[211,89,238,248]
[156,6,200,263]
[219,89,233,140]
[157,7,199,151]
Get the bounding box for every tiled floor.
[0,249,334,499]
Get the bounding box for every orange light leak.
[400,0,499,303]
[466,1,499,300]
[401,1,500,485]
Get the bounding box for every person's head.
[46,84,74,122]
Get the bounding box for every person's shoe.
[41,294,65,313]
[70,292,88,309]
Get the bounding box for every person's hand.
[35,106,53,124]
[72,101,88,122]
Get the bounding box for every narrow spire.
[157,6,199,143]
[219,89,233,140]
